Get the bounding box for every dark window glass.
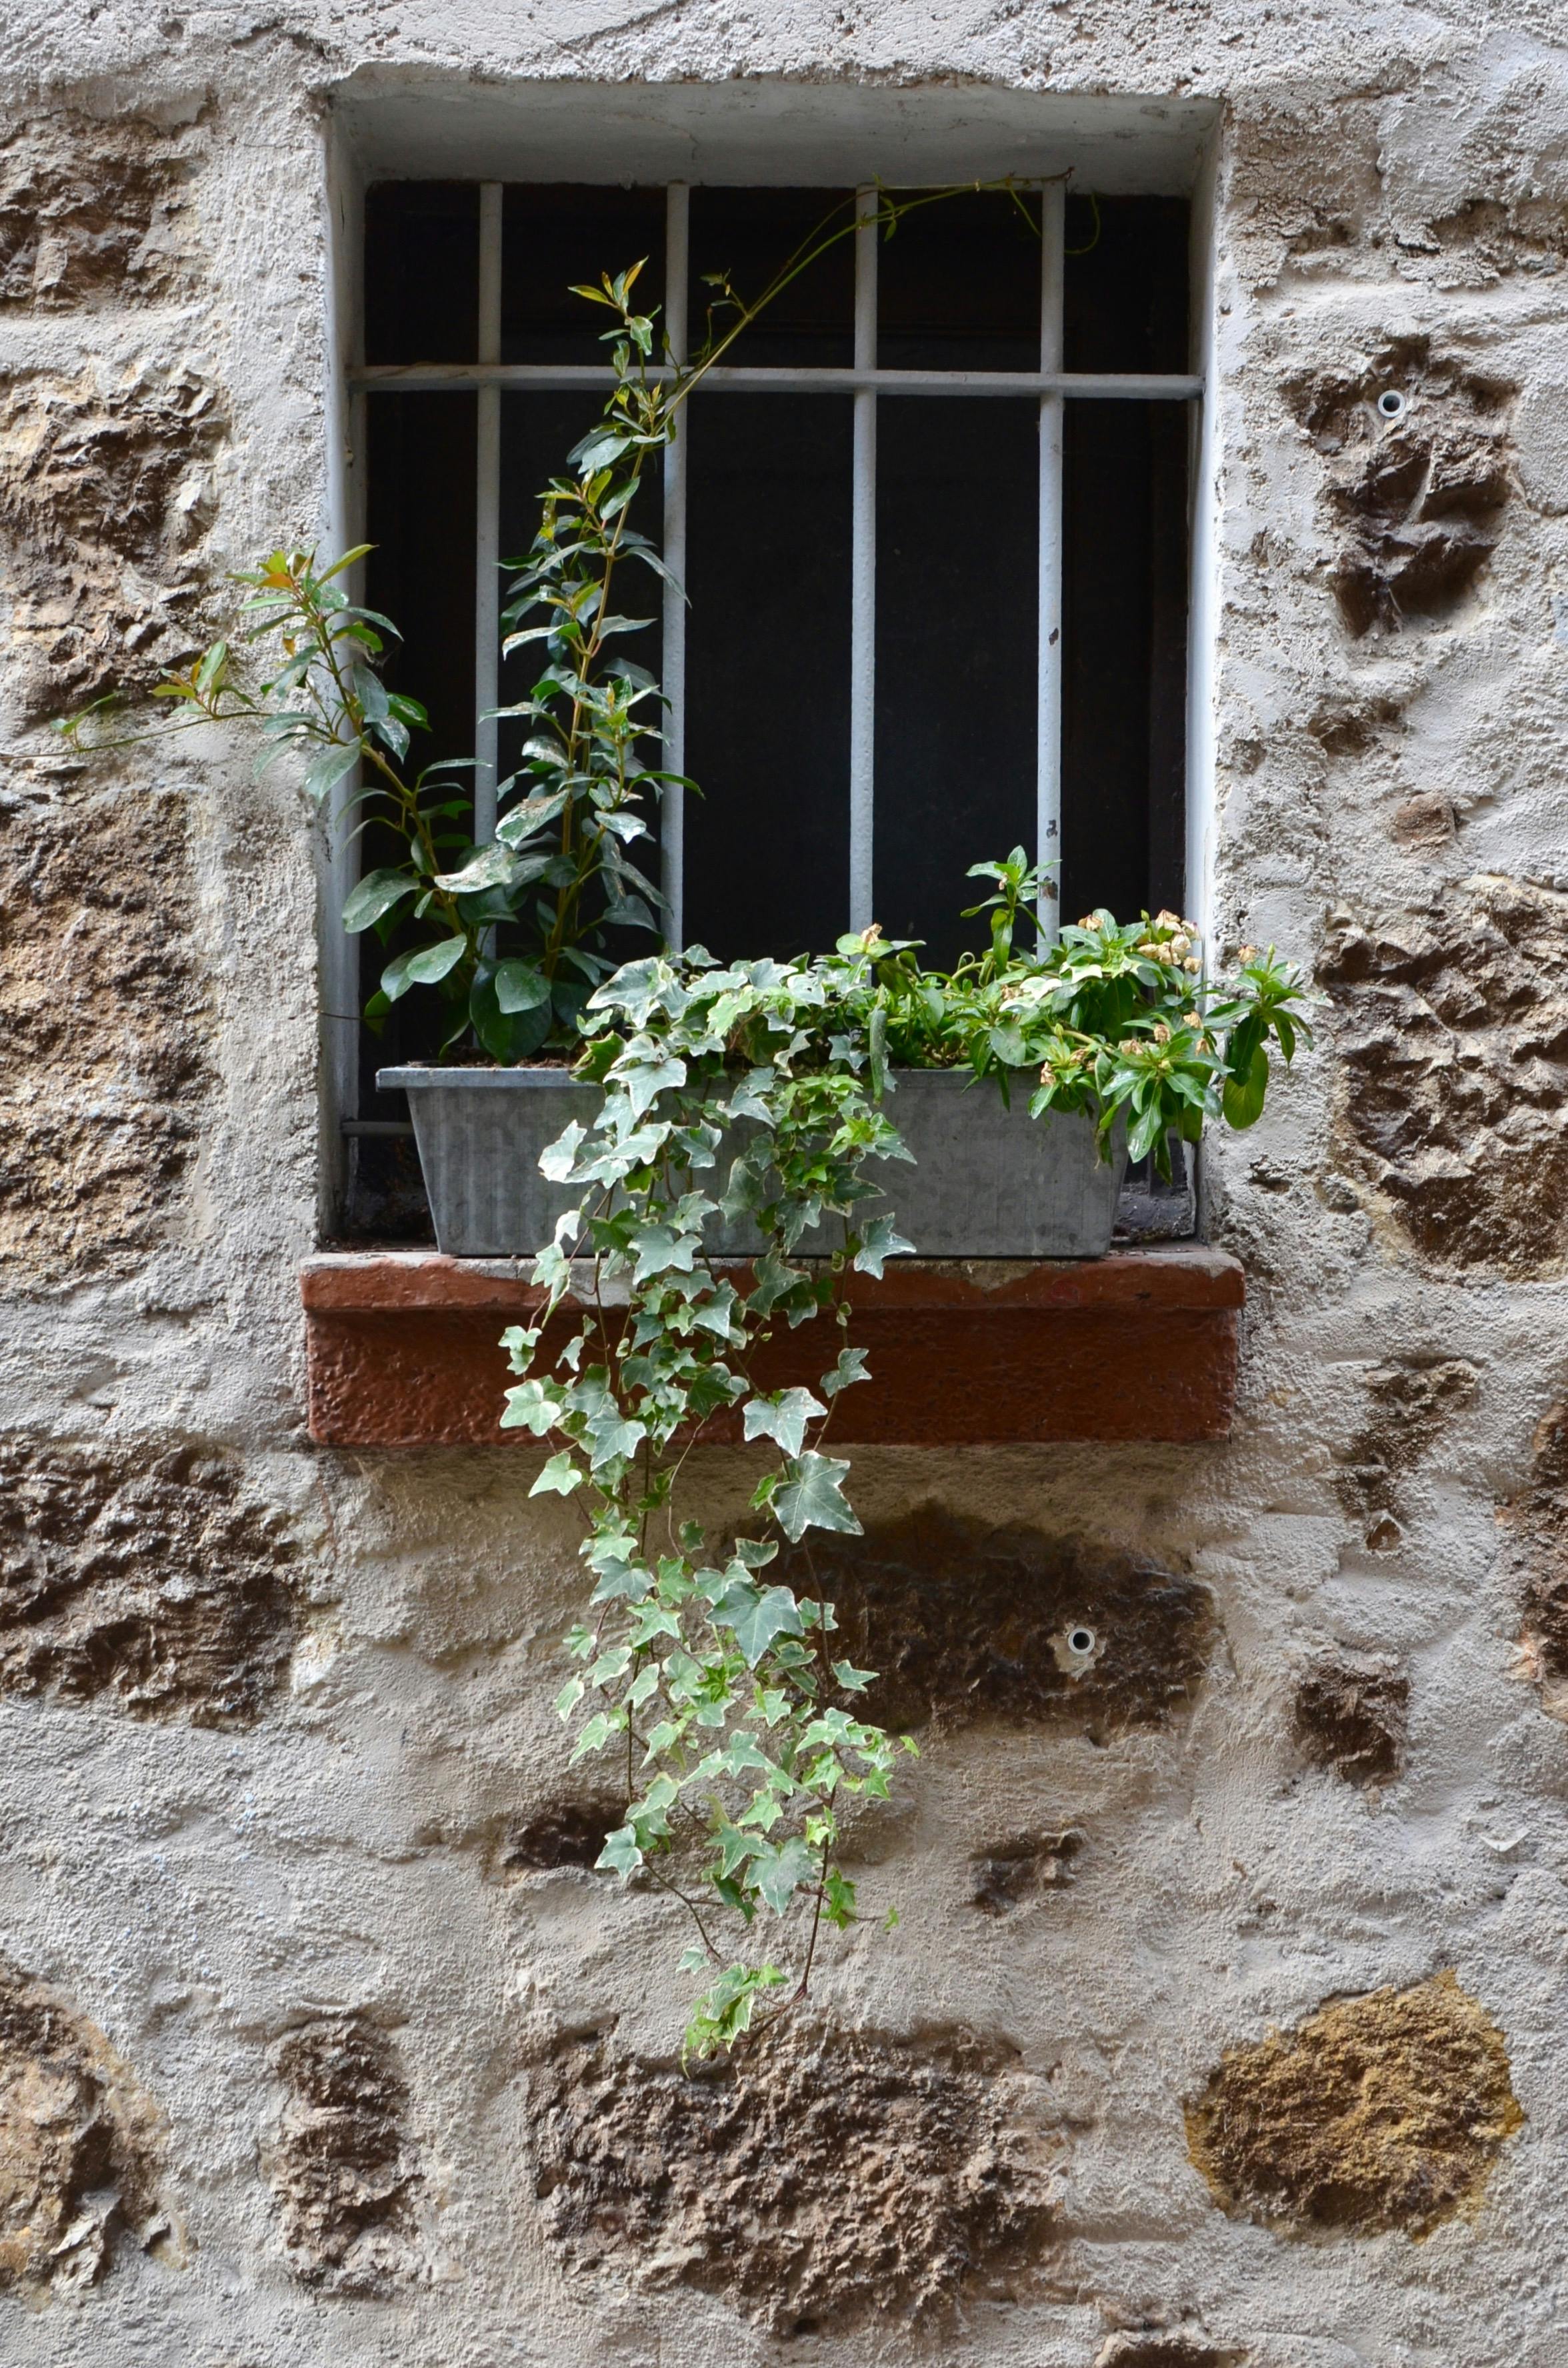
[688,187,855,369]
[1057,199,1190,923]
[364,183,479,364]
[878,187,1041,373]
[683,395,853,957]
[1063,195,1189,375]
[361,391,477,1111]
[502,185,666,365]
[875,399,1038,967]
[1060,400,1189,924]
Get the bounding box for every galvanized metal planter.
[378,1065,1129,1261]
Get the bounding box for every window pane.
[683,394,853,957]
[1063,196,1189,375]
[361,391,477,1107]
[878,187,1041,373]
[1060,399,1189,925]
[688,188,855,369]
[1059,197,1190,926]
[502,185,666,365]
[874,399,1039,969]
[364,183,479,364]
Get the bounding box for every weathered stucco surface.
[1,2,1568,2364]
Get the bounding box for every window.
[345,171,1197,1222]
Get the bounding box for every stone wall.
[0,5,1567,2365]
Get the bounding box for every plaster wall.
[1,3,1567,2363]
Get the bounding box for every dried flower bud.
[1237,943,1257,963]
[1153,1022,1171,1043]
[1119,1037,1143,1057]
[1183,1010,1201,1028]
[1169,933,1191,957]
[1078,915,1097,931]
[1183,955,1203,973]
[1155,908,1183,929]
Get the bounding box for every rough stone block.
[0,367,223,725]
[0,1437,298,1724]
[1185,1971,1521,2237]
[530,2019,1059,2334]
[785,1510,1215,1741]
[265,2017,422,2297]
[1289,338,1513,635]
[0,1955,167,2296]
[0,111,197,308]
[1320,878,1568,1272]
[1294,1652,1409,1788]
[0,784,210,1277]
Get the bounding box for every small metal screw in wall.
[1376,389,1409,423]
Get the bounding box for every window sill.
[301,1248,1244,1448]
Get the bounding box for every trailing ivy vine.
[503,937,918,2056]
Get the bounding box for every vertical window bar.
[848,187,877,933]
[1037,181,1065,941]
[473,181,503,843]
[661,183,689,948]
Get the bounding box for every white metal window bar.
[351,181,1203,952]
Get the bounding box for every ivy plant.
[503,933,919,2057]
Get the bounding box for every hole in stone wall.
[779,1509,1213,1740]
[1376,387,1408,421]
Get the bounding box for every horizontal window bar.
[350,363,1202,400]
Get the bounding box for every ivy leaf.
[499,1378,559,1436]
[529,1451,582,1497]
[742,1387,825,1459]
[851,1213,915,1279]
[752,1836,817,1914]
[773,1451,861,1543]
[820,1346,870,1399]
[596,1823,643,1879]
[585,1403,646,1470]
[710,1577,805,1667]
[631,1222,699,1284]
[683,1964,786,2061]
[614,1052,687,1121]
[540,1121,586,1181]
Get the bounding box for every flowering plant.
[846,848,1312,1171]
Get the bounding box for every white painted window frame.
[319,91,1219,1221]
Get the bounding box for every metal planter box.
[378,1065,1129,1261]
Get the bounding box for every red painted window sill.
[301,1248,1244,1448]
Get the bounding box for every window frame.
[319,93,1219,1226]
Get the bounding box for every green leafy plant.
[850,849,1311,1170]
[503,893,1309,2056]
[503,933,918,2055]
